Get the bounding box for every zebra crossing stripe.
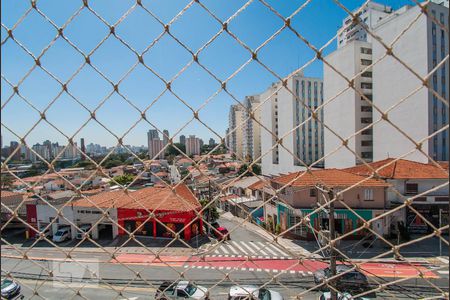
[255,242,269,256]
[231,241,247,253]
[220,245,230,255]
[438,270,449,275]
[264,245,278,256]
[268,244,289,256]
[226,244,240,255]
[240,241,257,254]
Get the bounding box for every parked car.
[52,227,71,243]
[228,285,283,300]
[76,224,92,240]
[36,226,52,239]
[156,280,209,299]
[213,226,230,241]
[1,278,23,299]
[313,265,369,292]
[319,291,370,300]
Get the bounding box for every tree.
[200,198,219,224]
[1,173,15,190]
[111,174,135,186]
[104,159,122,169]
[166,143,186,156]
[238,164,261,176]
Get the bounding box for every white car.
[52,227,71,243]
[156,280,209,299]
[76,224,92,240]
[36,226,52,239]
[228,285,284,300]
[319,292,370,300]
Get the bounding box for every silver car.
[1,279,23,299]
[228,285,283,300]
[156,280,209,300]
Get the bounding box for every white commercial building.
[261,71,324,176]
[228,104,244,159]
[324,1,448,168]
[242,95,262,162]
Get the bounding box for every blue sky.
[1,0,413,148]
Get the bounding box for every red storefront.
[72,184,203,241]
[117,208,202,241]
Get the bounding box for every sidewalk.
[219,211,318,258]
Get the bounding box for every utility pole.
[328,189,337,300]
[439,208,442,257]
[315,185,337,300]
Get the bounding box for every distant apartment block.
[186,135,201,156]
[147,129,165,159]
[242,95,262,162]
[324,1,448,168]
[261,71,324,176]
[228,104,244,158]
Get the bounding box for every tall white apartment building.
[149,139,164,159]
[228,105,244,158]
[186,135,201,156]
[324,1,448,168]
[261,71,324,176]
[242,95,262,162]
[371,2,449,163]
[337,2,393,48]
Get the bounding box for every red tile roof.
[344,158,448,179]
[272,169,388,188]
[248,180,270,190]
[71,184,200,212]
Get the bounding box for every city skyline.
[1,0,413,147]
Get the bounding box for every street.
[2,214,448,299]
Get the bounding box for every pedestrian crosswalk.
[199,241,293,259]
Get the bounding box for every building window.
[310,189,317,197]
[362,128,373,135]
[361,82,373,89]
[361,94,373,101]
[360,47,372,54]
[361,140,373,147]
[364,189,374,201]
[361,117,373,124]
[361,152,372,159]
[361,71,372,78]
[361,59,372,66]
[440,13,445,24]
[405,183,418,195]
[361,106,372,112]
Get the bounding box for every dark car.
[313,265,369,292]
[213,226,230,241]
[1,279,23,299]
[210,222,220,229]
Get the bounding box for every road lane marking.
[437,257,449,264]
[231,241,247,254]
[240,242,257,254]
[264,245,278,256]
[255,242,269,256]
[438,270,449,275]
[226,244,239,255]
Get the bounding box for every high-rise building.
[147,129,160,159]
[179,134,186,145]
[324,1,449,168]
[163,129,169,147]
[80,138,85,157]
[209,138,215,146]
[9,141,21,161]
[371,1,448,163]
[149,138,164,159]
[261,71,324,176]
[242,95,262,162]
[228,105,244,158]
[337,2,393,48]
[186,135,200,156]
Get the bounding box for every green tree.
[104,159,122,169]
[238,164,261,176]
[1,173,15,190]
[166,143,186,156]
[200,199,219,224]
[111,174,135,186]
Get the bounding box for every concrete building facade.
[242,95,262,162]
[324,1,448,168]
[261,71,324,176]
[228,105,244,159]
